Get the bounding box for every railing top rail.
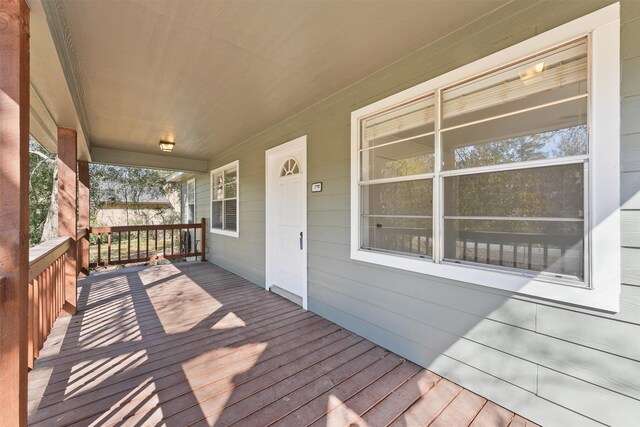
[89,223,202,233]
[28,236,71,282]
[77,227,89,239]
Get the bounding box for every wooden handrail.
[28,237,71,282]
[77,227,89,239]
[88,219,206,267]
[90,223,200,233]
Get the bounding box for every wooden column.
[0,0,30,425]
[58,128,77,315]
[78,160,90,276]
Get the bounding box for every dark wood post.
[78,160,90,276]
[58,128,78,316]
[201,218,207,262]
[0,0,30,424]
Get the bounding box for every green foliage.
[28,138,55,246]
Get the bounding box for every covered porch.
[28,262,532,427]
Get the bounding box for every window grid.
[357,37,590,286]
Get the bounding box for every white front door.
[266,136,307,309]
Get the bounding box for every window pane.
[443,163,584,280]
[442,98,587,170]
[362,95,435,148]
[225,182,237,198]
[211,201,223,229]
[361,180,433,257]
[442,38,587,128]
[362,217,433,257]
[224,199,237,231]
[225,168,237,184]
[443,219,583,280]
[443,164,584,218]
[362,180,433,217]
[212,173,223,200]
[361,134,435,180]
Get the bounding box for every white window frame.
[210,160,240,238]
[350,3,620,312]
[186,177,196,224]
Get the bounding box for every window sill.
[350,248,619,313]
[210,228,239,238]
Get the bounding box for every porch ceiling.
[42,0,507,166]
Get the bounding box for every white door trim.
[265,135,308,309]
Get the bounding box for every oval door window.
[280,158,301,177]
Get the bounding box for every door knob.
[299,232,303,250]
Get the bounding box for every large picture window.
[210,160,239,237]
[350,5,620,311]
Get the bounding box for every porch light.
[159,140,175,152]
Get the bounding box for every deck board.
[28,262,533,426]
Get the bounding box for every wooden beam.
[91,147,208,172]
[57,128,77,315]
[78,160,90,276]
[0,0,30,425]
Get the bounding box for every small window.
[350,4,620,311]
[280,158,301,177]
[186,178,196,224]
[210,160,239,237]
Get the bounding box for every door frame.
[265,135,308,309]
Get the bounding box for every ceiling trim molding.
[91,147,208,173]
[41,0,92,150]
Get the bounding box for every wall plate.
[311,182,323,192]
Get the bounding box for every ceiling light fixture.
[159,140,175,152]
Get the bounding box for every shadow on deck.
[27,262,535,426]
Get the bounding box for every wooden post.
[201,218,207,262]
[0,0,30,424]
[78,160,90,276]
[58,128,78,316]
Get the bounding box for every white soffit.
[30,0,90,160]
[43,0,507,160]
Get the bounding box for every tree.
[28,138,56,246]
[90,164,180,226]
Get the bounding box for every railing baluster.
[107,232,111,266]
[499,244,504,266]
[513,242,517,267]
[155,230,158,257]
[127,231,131,263]
[137,230,140,262]
[97,233,101,267]
[527,242,533,270]
[146,230,149,260]
[118,231,122,263]
[171,228,174,256]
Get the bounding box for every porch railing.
[88,218,207,267]
[27,236,71,369]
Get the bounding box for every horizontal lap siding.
[192,1,640,425]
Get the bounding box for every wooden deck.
[28,262,536,427]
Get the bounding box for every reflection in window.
[356,37,589,283]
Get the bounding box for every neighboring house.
[169,3,638,426]
[93,181,181,226]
